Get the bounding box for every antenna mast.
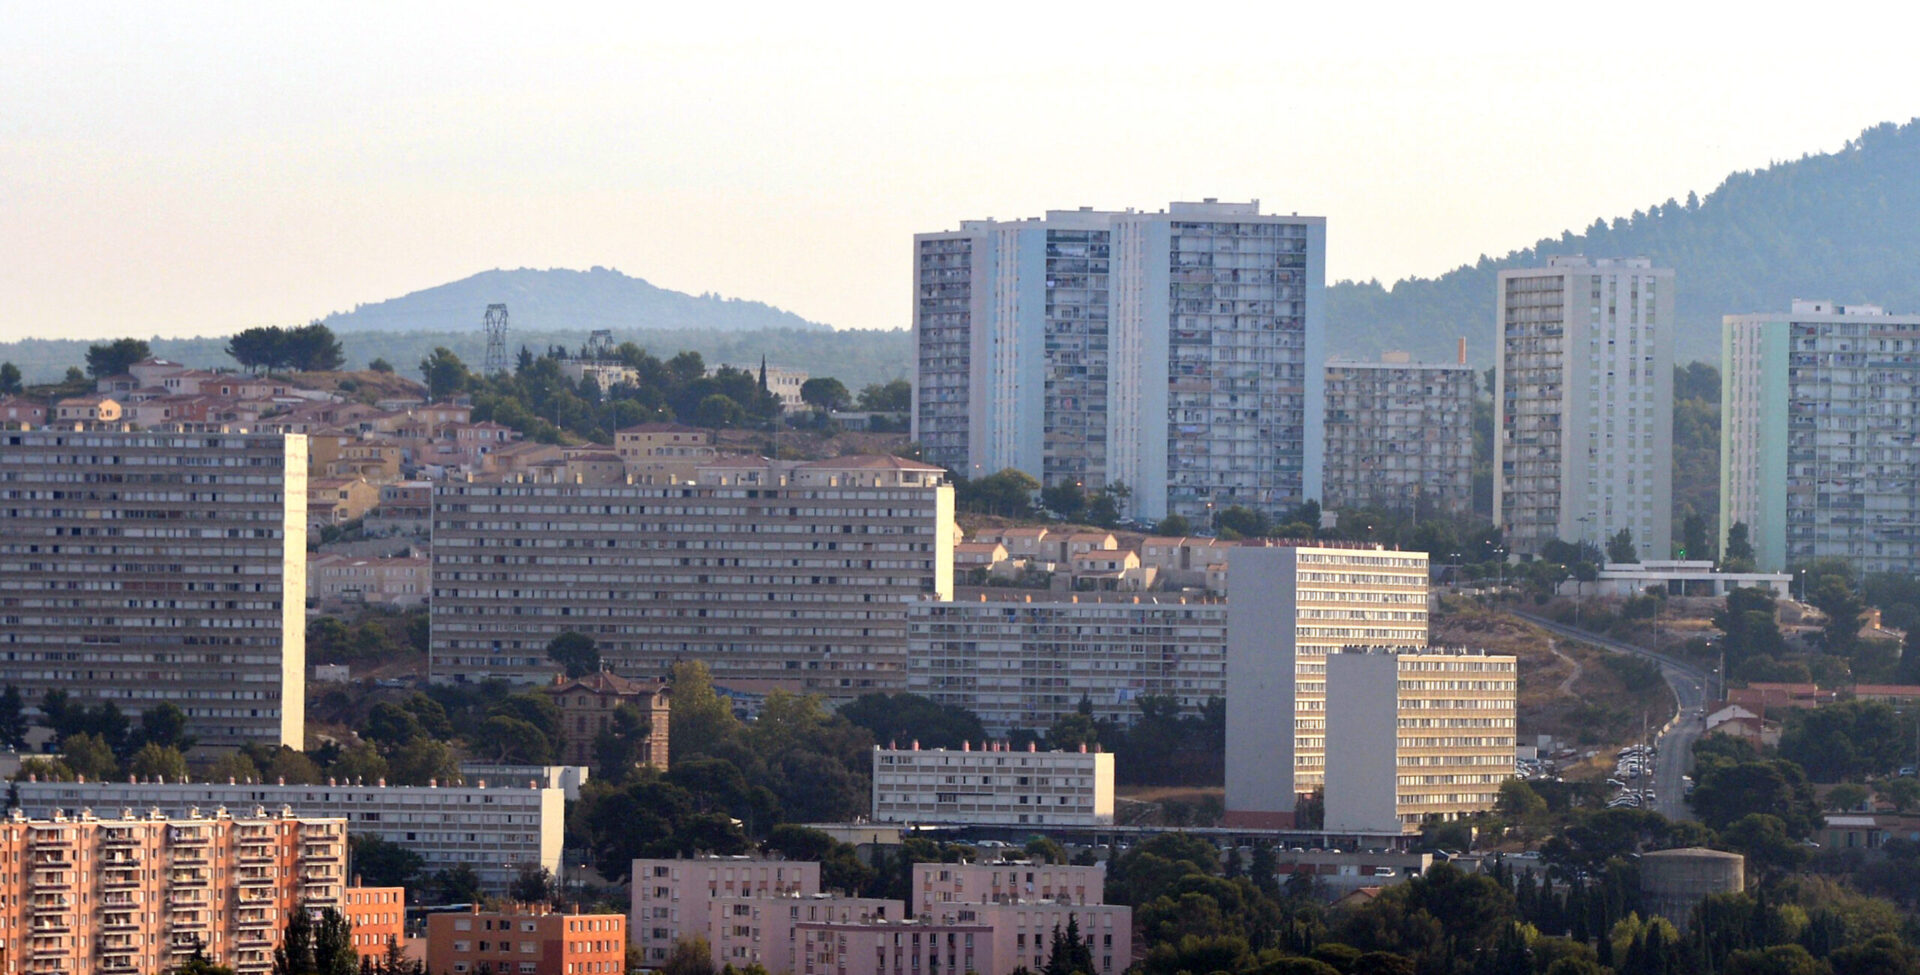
[483,304,510,376]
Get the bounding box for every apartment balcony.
[28,870,73,890]
[99,957,140,975]
[237,870,276,887]
[103,911,139,931]
[102,830,139,847]
[29,916,72,934]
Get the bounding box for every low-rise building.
[907,595,1226,735]
[613,423,718,484]
[426,907,626,975]
[342,886,408,964]
[871,743,1115,827]
[1323,647,1518,833]
[12,778,563,891]
[630,857,822,966]
[546,671,671,770]
[0,805,345,975]
[0,395,47,428]
[307,553,430,607]
[910,861,1104,916]
[1553,560,1792,599]
[711,894,904,973]
[309,476,381,528]
[53,394,123,426]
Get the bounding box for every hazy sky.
[4,4,1917,342]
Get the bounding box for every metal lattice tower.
[482,304,510,375]
[583,328,614,360]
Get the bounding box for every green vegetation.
[1327,119,1920,365]
[225,322,345,373]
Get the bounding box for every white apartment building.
[913,200,1325,523]
[1722,301,1920,574]
[1323,648,1517,833]
[871,743,1115,827]
[1223,545,1428,827]
[0,430,307,747]
[629,857,822,966]
[12,778,563,891]
[906,595,1225,735]
[1495,257,1674,559]
[430,455,955,693]
[1323,356,1476,518]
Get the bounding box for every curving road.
[1513,610,1711,820]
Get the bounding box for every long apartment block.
[11,778,560,891]
[1323,357,1475,518]
[0,430,307,747]
[431,457,954,693]
[1723,300,1920,574]
[1224,545,1428,825]
[907,595,1225,736]
[871,743,1115,827]
[914,200,1325,524]
[0,805,345,975]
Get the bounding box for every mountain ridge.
[1327,117,1920,366]
[320,266,831,335]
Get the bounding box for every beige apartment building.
[0,430,307,748]
[1223,545,1428,826]
[910,861,1104,917]
[1324,647,1517,832]
[612,423,719,484]
[0,805,345,975]
[1323,357,1476,518]
[907,594,1226,735]
[431,456,955,693]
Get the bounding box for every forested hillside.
[0,327,912,392]
[1329,118,1920,365]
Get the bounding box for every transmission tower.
[583,328,614,361]
[482,304,510,375]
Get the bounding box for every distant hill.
[1329,117,1920,366]
[320,266,831,335]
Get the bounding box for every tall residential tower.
[1722,300,1920,574]
[0,430,307,747]
[913,201,1325,523]
[1495,257,1674,559]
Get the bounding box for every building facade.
[1722,301,1920,574]
[870,744,1115,827]
[1323,358,1475,518]
[0,430,307,747]
[1323,648,1517,832]
[906,595,1226,735]
[1223,545,1429,826]
[913,200,1325,523]
[430,457,955,694]
[1495,257,1674,559]
[341,886,407,965]
[709,895,903,974]
[0,806,345,975]
[11,779,562,891]
[629,857,822,967]
[910,861,1104,917]
[425,908,626,975]
[545,672,671,770]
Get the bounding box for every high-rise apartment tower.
[0,430,307,747]
[1722,300,1920,574]
[913,200,1325,523]
[1495,257,1673,558]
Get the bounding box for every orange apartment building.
[426,907,626,975]
[0,805,345,975]
[341,885,407,965]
